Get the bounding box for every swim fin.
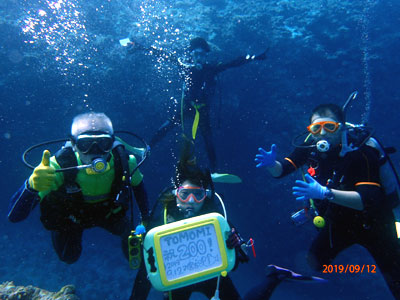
[266,265,326,283]
[115,137,146,156]
[119,37,131,46]
[211,173,242,183]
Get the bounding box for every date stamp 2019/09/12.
[322,264,377,274]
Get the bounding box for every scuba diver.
[130,139,324,300]
[129,139,246,299]
[8,112,150,264]
[255,99,400,299]
[125,36,268,170]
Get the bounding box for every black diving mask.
[74,134,114,154]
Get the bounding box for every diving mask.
[74,134,114,154]
[174,186,209,203]
[307,121,340,135]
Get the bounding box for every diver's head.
[173,138,214,217]
[188,37,210,68]
[174,180,209,218]
[70,112,114,165]
[308,104,344,150]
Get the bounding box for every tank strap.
[54,146,81,194]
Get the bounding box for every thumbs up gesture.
[28,150,56,192]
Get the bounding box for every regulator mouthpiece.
[316,140,330,152]
[91,158,108,173]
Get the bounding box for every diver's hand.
[237,244,250,263]
[226,228,243,249]
[227,228,249,263]
[255,47,269,60]
[292,174,328,201]
[255,144,277,168]
[28,150,56,192]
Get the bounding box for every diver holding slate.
[130,139,325,300]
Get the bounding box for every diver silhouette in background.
[126,37,268,170]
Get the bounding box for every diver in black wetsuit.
[255,103,400,299]
[127,37,267,170]
[130,140,246,300]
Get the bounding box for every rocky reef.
[0,282,79,300]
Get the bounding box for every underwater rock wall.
[0,282,79,300]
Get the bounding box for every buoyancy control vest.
[40,142,132,230]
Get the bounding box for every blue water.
[1,0,399,299]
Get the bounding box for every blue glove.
[292,174,328,201]
[135,224,146,235]
[255,144,277,168]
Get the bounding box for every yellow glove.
[28,150,56,192]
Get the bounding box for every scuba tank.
[341,91,400,237]
[365,137,400,238]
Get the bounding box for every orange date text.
[322,264,376,274]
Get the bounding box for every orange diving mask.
[307,121,340,134]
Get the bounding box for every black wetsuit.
[279,144,400,299]
[149,55,263,170]
[44,181,149,264]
